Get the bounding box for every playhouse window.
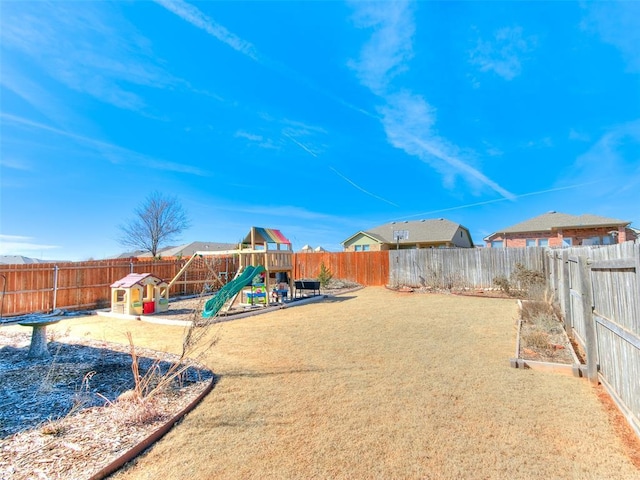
[115,289,126,302]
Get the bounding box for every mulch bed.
[0,330,213,480]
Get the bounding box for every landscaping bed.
[512,298,584,376]
[0,331,213,480]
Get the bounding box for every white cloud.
[569,129,591,142]
[1,113,208,177]
[158,0,375,119]
[582,2,640,72]
[469,26,535,81]
[0,235,60,255]
[0,157,32,171]
[379,92,513,198]
[0,2,178,112]
[524,137,554,149]
[348,0,415,95]
[349,2,513,199]
[154,0,259,60]
[569,119,640,194]
[235,131,264,142]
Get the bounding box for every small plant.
[520,299,555,323]
[69,371,96,415]
[493,275,511,295]
[522,329,551,351]
[121,274,221,415]
[317,262,333,288]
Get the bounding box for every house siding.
[344,243,384,252]
[486,226,636,247]
[343,233,384,252]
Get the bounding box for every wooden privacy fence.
[389,247,546,289]
[0,256,238,317]
[0,252,386,317]
[547,242,640,438]
[1,248,549,317]
[293,251,388,287]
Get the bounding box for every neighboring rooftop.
[117,241,238,259]
[360,218,469,244]
[0,255,50,264]
[494,211,631,234]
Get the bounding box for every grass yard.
[48,287,639,479]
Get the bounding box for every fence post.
[52,264,59,311]
[578,255,598,384]
[561,251,572,335]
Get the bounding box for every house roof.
[110,273,167,288]
[117,241,237,259]
[343,218,469,245]
[159,241,237,257]
[0,255,45,264]
[489,211,631,237]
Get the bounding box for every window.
[538,239,549,247]
[603,235,614,245]
[583,237,601,246]
[526,239,537,247]
[362,245,370,251]
[562,238,572,247]
[354,245,362,252]
[491,241,504,248]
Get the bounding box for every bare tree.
[119,191,191,258]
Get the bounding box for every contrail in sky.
[283,131,398,207]
[329,166,399,207]
[283,133,318,157]
[394,182,600,221]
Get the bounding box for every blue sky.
[1,0,639,261]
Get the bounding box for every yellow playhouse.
[110,273,169,316]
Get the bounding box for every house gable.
[342,231,385,251]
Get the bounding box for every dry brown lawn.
[45,287,640,479]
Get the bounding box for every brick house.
[342,218,474,251]
[484,211,637,248]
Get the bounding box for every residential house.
[484,211,637,248]
[0,255,47,264]
[342,219,474,252]
[117,241,237,259]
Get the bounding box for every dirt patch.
[596,385,640,469]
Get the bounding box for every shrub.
[493,275,512,295]
[522,329,551,351]
[317,262,333,288]
[512,263,546,299]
